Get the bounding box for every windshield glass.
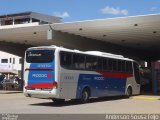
[26,50,54,63]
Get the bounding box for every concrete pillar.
[12,18,15,25]
[7,73,9,79]
[151,61,160,95]
[30,17,32,23]
[20,57,24,90]
[21,58,24,79]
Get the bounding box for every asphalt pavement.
[0,93,160,114]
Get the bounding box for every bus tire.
[126,86,132,98]
[52,98,65,103]
[80,88,90,103]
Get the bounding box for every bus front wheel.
[80,88,90,103]
[126,87,132,98]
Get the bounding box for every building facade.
[0,51,22,78]
[0,11,62,79]
[0,11,61,27]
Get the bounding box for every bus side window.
[103,58,108,71]
[126,61,133,73]
[86,55,92,70]
[112,59,117,71]
[97,57,103,71]
[60,51,72,69]
[78,54,85,69]
[130,62,133,72]
[126,61,129,72]
[118,60,122,72]
[108,59,112,71]
[72,54,79,69]
[121,61,125,72]
[91,56,98,70]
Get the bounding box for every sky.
[0,0,160,22]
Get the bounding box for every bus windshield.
[26,50,54,63]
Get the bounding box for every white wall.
[0,22,39,29]
[0,51,22,71]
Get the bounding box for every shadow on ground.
[30,96,128,107]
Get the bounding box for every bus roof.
[27,45,134,61]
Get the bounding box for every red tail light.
[53,82,58,89]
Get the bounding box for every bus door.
[133,62,141,91]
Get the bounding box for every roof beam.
[52,30,152,61]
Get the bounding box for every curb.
[131,96,160,100]
[0,91,22,94]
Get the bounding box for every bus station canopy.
[0,14,160,52]
[53,14,160,51]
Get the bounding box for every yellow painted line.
[131,96,160,100]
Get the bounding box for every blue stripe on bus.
[76,73,128,98]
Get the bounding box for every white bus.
[23,45,140,103]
